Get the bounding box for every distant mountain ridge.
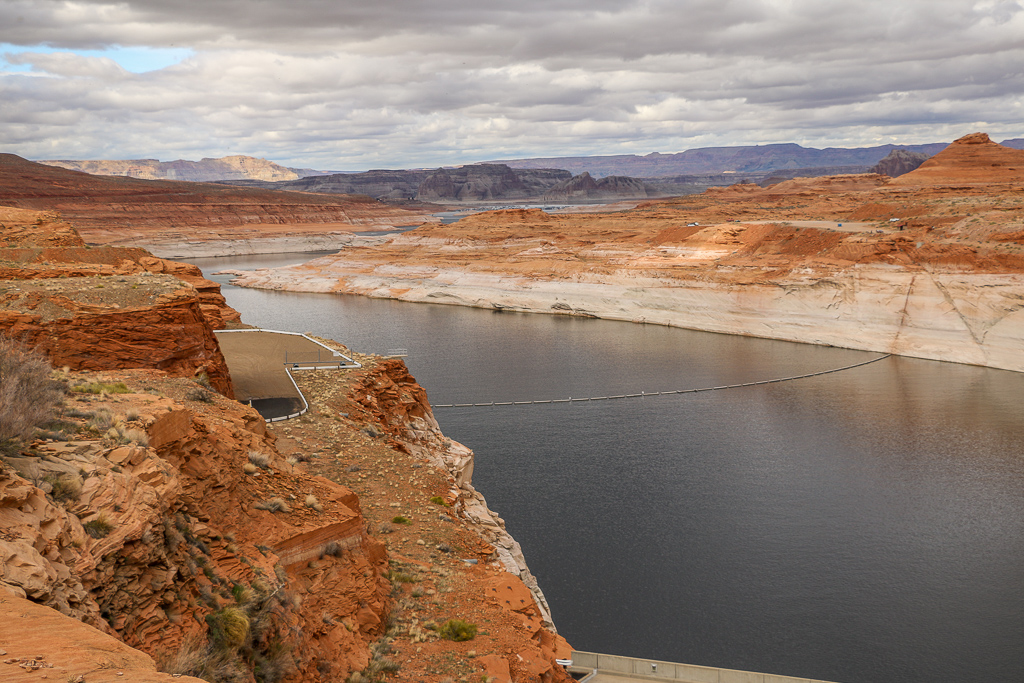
[487,142,968,177]
[37,155,328,183]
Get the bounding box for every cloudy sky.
[1,0,1022,170]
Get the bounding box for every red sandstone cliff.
[1,370,390,682]
[0,205,574,683]
[0,208,238,395]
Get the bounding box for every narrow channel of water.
[191,253,1024,683]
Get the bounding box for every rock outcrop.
[0,372,390,681]
[0,208,239,394]
[0,276,235,396]
[870,149,930,177]
[0,593,205,683]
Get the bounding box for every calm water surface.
[190,253,1024,683]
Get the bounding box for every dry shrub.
[83,513,114,538]
[156,634,209,676]
[248,450,271,469]
[304,494,323,512]
[321,541,343,558]
[87,409,116,432]
[185,387,213,403]
[45,473,83,503]
[115,427,150,446]
[0,337,64,444]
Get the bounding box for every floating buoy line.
[432,354,891,409]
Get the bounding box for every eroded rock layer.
[0,154,435,252]
[229,133,1024,372]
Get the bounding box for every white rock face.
[230,260,1024,372]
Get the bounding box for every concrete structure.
[569,651,842,683]
[215,328,360,421]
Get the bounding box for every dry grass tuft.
[248,450,271,469]
[255,497,291,513]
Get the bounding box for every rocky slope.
[0,155,435,255]
[0,209,574,683]
[39,156,305,183]
[228,133,1024,373]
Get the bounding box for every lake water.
[190,253,1024,683]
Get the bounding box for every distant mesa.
[869,149,930,177]
[227,164,576,203]
[541,171,649,201]
[38,154,320,183]
[415,164,571,201]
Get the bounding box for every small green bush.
[438,618,477,642]
[429,495,451,507]
[391,515,411,525]
[206,607,250,650]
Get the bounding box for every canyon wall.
[0,207,573,683]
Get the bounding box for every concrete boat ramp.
[568,651,841,683]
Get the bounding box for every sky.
[1,0,1023,171]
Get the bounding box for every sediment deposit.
[229,134,1024,372]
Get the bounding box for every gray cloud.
[1,0,1023,168]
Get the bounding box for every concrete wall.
[570,651,841,683]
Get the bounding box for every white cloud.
[0,0,1022,168]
